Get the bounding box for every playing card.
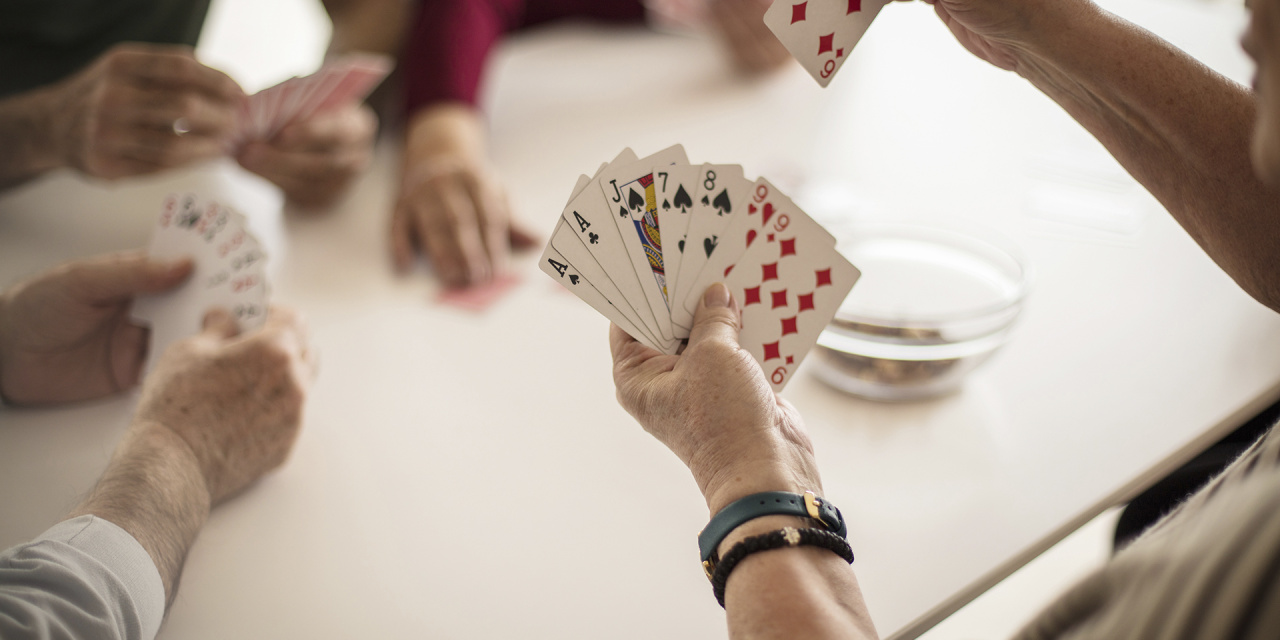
[650,163,701,329]
[596,144,689,341]
[670,163,752,330]
[545,172,676,352]
[561,149,671,343]
[764,0,890,88]
[682,177,834,317]
[722,211,860,391]
[132,192,271,373]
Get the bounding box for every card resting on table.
[131,193,270,373]
[540,146,861,391]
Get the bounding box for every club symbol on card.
[704,235,718,257]
[627,188,645,213]
[588,232,599,245]
[712,190,732,215]
[673,185,693,212]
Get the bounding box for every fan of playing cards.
[540,145,861,392]
[132,192,270,372]
[233,53,392,145]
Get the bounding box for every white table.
[3,1,1277,638]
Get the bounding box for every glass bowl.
[811,221,1032,401]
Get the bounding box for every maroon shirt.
[402,0,646,115]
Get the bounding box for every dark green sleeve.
[0,0,212,98]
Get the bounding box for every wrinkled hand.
[610,283,822,513]
[237,103,377,209]
[135,307,314,504]
[52,42,244,179]
[922,0,1085,71]
[391,104,537,288]
[0,252,193,405]
[707,0,790,74]
[392,155,537,287]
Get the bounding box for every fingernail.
[704,282,731,308]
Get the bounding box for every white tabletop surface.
[3,1,1279,638]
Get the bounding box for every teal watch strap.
[698,491,847,567]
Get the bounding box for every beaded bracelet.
[710,527,855,607]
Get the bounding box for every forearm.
[322,0,411,56]
[404,104,489,171]
[714,514,877,640]
[696,442,876,639]
[0,85,67,189]
[67,421,210,609]
[1009,3,1280,309]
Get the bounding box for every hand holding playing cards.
[52,43,244,179]
[610,283,823,513]
[135,306,314,504]
[922,0,1086,71]
[0,252,193,406]
[236,103,377,209]
[393,105,537,287]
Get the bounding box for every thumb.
[687,283,742,350]
[201,308,241,340]
[65,251,193,302]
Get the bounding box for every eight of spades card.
[670,163,754,331]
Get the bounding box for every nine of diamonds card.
[541,146,860,392]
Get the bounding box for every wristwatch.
[698,491,847,579]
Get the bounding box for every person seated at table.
[0,252,314,639]
[392,0,790,288]
[0,0,404,208]
[607,0,1280,637]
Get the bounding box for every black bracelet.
[710,527,855,607]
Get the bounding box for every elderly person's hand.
[610,282,824,513]
[236,102,378,209]
[0,252,193,405]
[391,104,537,288]
[50,42,244,179]
[707,0,791,74]
[921,0,1096,71]
[135,306,314,504]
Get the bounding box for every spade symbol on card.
[627,188,645,213]
[662,199,671,211]
[618,206,628,219]
[704,235,718,257]
[701,195,710,206]
[569,274,580,285]
[712,190,732,216]
[673,185,693,213]
[678,239,686,253]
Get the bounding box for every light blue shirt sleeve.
[0,515,165,640]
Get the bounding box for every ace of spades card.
[722,211,860,392]
[764,0,891,88]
